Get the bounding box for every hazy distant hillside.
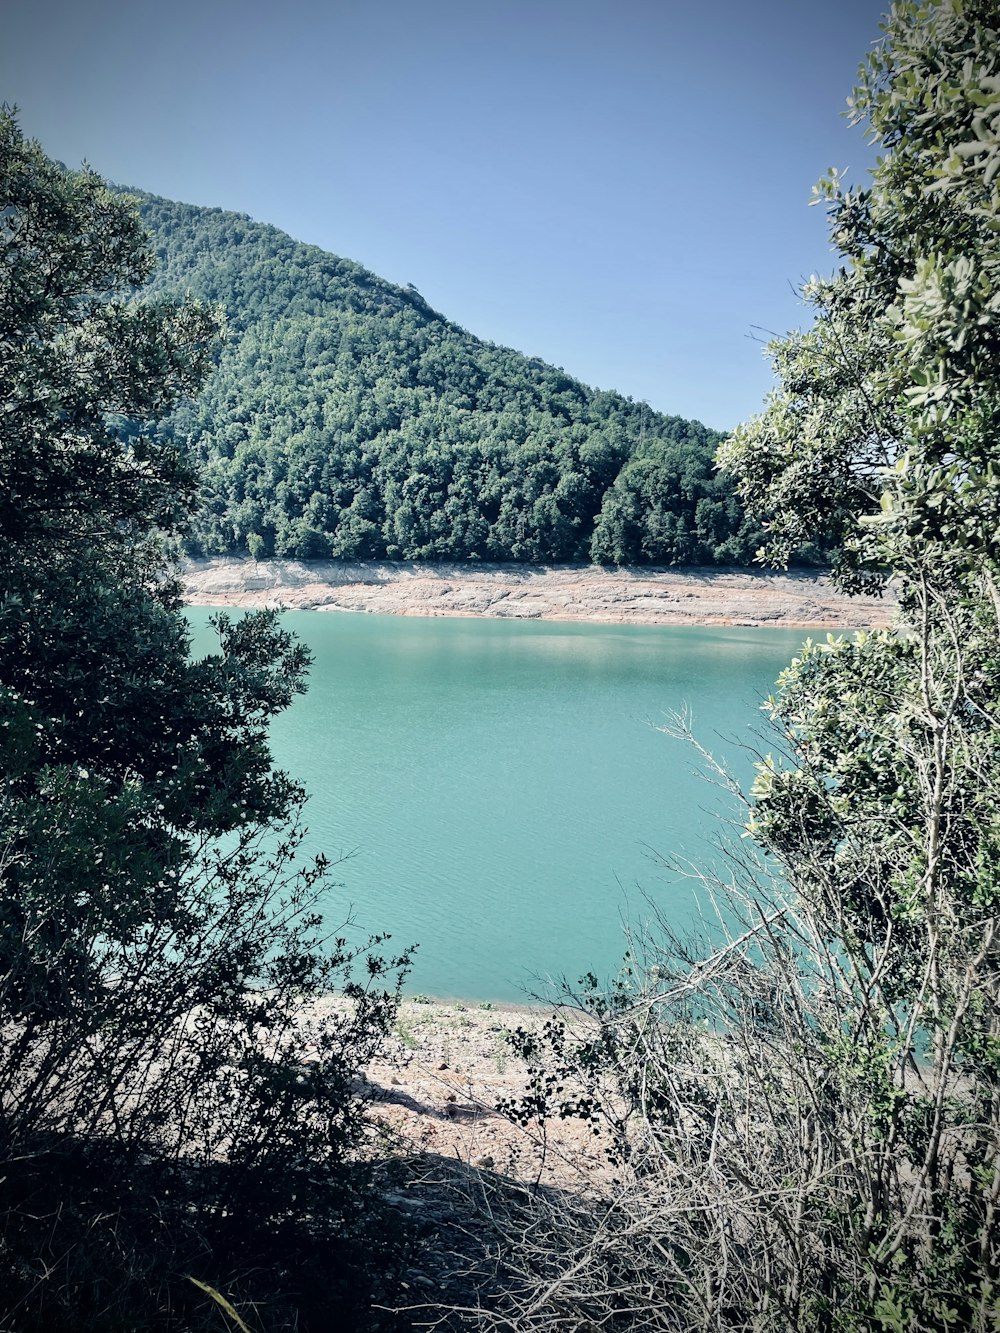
[136,192,762,564]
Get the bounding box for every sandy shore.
[184,557,892,629]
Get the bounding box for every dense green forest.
[134,193,763,565]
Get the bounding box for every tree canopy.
[131,191,765,566]
[0,110,408,1332]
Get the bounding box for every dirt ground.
[312,997,616,1194]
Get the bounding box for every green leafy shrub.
[483,5,1000,1329]
[0,109,412,1331]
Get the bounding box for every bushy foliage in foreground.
[484,5,1000,1330]
[0,110,411,1331]
[131,191,763,567]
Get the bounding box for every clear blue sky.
[3,0,885,430]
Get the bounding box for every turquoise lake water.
[187,610,807,1002]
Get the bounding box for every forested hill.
[136,192,762,564]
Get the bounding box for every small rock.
[404,1270,434,1288]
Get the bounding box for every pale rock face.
[183,558,893,629]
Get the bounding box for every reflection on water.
[186,610,805,1001]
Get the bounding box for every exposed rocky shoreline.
[184,557,893,629]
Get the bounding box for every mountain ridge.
[130,189,763,565]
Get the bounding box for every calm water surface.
[187,611,806,1001]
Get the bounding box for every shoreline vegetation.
[183,556,893,629]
